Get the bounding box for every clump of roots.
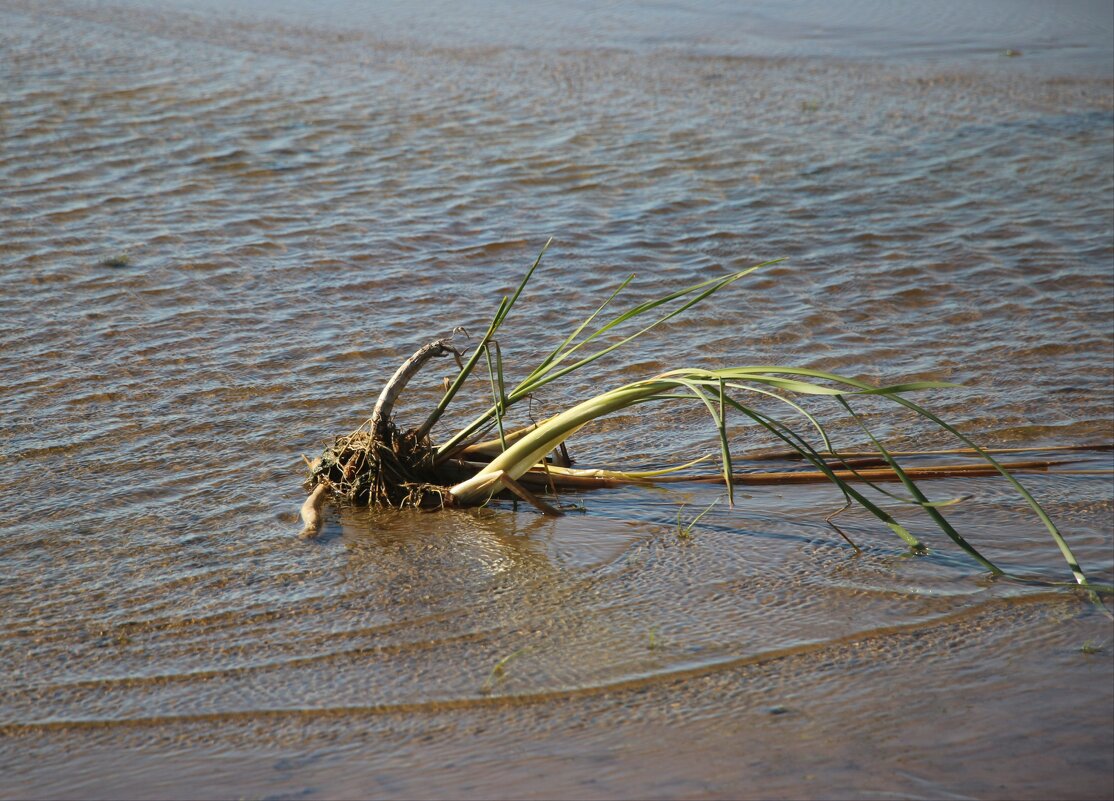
[304,420,448,510]
[302,337,465,519]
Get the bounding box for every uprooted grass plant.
[301,241,1106,591]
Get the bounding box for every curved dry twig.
[369,338,461,441]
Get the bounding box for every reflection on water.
[0,0,1111,797]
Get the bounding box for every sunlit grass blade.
[715,382,968,511]
[671,377,736,506]
[514,260,786,393]
[526,273,636,380]
[437,259,784,458]
[484,341,508,452]
[716,395,926,551]
[887,394,1091,586]
[451,382,663,503]
[733,366,1089,585]
[543,454,714,480]
[417,238,551,442]
[837,395,1003,575]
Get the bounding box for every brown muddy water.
[1,1,1113,799]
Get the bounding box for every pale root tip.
[299,484,328,538]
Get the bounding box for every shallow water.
[1,1,1112,798]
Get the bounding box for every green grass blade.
[720,382,837,452]
[678,497,721,539]
[484,341,508,453]
[427,241,550,447]
[837,396,1003,575]
[671,378,736,507]
[523,273,636,382]
[716,381,968,510]
[719,379,735,507]
[724,381,900,512]
[887,395,1090,585]
[713,365,1084,583]
[640,384,922,547]
[438,260,782,459]
[677,368,957,396]
[677,372,846,396]
[496,238,552,326]
[715,394,925,551]
[516,261,783,394]
[659,379,862,514]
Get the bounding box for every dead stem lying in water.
[301,242,1109,591]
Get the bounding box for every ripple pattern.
[0,1,1111,797]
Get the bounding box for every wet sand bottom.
[4,596,1110,800]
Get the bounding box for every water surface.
[1,1,1112,798]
